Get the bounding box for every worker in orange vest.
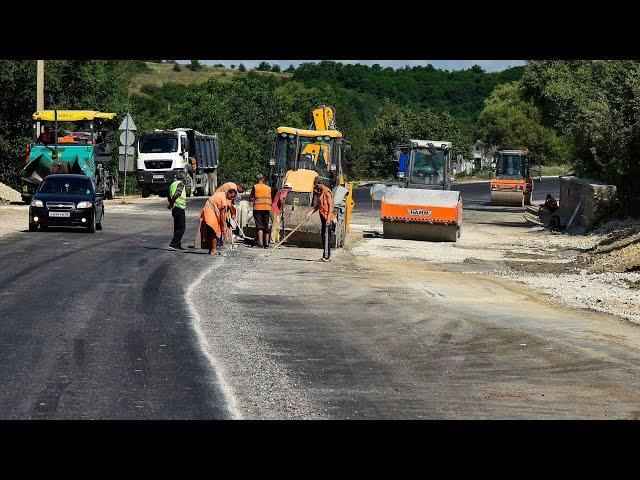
[199,188,236,255]
[305,176,334,262]
[250,174,272,248]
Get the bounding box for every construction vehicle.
[490,149,533,207]
[381,140,462,242]
[136,128,219,198]
[238,106,354,247]
[21,110,118,203]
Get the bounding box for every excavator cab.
[490,149,533,206]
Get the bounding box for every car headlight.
[30,199,43,207]
[76,201,93,209]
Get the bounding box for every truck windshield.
[139,134,178,153]
[497,154,524,176]
[39,178,92,195]
[409,148,445,185]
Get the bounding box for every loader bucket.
[380,188,462,242]
[490,190,524,207]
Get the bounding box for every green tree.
[256,61,271,72]
[188,59,204,71]
[478,82,570,165]
[238,63,246,72]
[520,60,640,199]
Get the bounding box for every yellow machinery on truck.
[239,106,355,247]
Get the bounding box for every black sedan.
[29,174,104,233]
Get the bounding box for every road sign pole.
[123,112,129,203]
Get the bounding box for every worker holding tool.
[216,182,246,239]
[270,183,292,244]
[167,171,187,251]
[250,174,272,248]
[198,188,236,255]
[305,176,334,262]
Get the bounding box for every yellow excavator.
[239,106,355,247]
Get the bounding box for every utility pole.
[36,60,44,136]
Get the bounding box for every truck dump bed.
[186,130,218,170]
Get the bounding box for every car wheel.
[29,222,38,232]
[96,207,104,230]
[87,212,96,233]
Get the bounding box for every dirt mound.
[582,219,640,273]
[0,182,21,204]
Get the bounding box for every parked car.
[29,174,104,233]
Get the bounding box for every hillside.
[129,62,292,95]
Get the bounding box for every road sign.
[119,155,135,172]
[118,113,137,131]
[120,131,135,146]
[119,145,135,156]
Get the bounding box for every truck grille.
[46,201,75,211]
[144,160,173,169]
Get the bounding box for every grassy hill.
[129,62,292,95]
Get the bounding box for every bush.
[188,60,204,71]
[172,63,181,72]
[238,64,246,72]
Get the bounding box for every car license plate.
[49,211,70,218]
[153,175,165,181]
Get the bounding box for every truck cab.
[136,129,189,198]
[136,128,219,198]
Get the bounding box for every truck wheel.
[108,183,116,200]
[209,171,218,193]
[141,187,150,198]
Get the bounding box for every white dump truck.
[136,128,219,198]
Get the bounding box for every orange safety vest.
[317,185,334,222]
[252,183,272,211]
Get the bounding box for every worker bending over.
[167,171,187,251]
[200,188,236,255]
[270,182,292,244]
[216,182,246,239]
[305,176,334,262]
[251,174,272,248]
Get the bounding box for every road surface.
[5,177,640,419]
[0,200,233,419]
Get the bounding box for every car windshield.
[39,178,92,195]
[139,134,178,153]
[409,148,445,185]
[498,154,524,176]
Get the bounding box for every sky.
[196,60,525,72]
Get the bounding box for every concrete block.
[559,176,618,231]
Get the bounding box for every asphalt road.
[0,198,232,419]
[354,177,561,208]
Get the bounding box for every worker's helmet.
[283,183,293,189]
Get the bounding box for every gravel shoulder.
[350,200,640,324]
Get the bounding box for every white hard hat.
[283,183,293,189]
